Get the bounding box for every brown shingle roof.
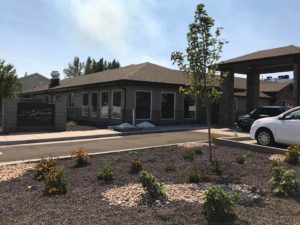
[221,45,300,65]
[23,62,292,94]
[234,91,271,98]
[23,62,186,94]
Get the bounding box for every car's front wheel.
[256,129,274,146]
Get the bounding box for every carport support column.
[246,70,260,112]
[219,71,234,126]
[293,64,300,106]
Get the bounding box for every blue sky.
[1,0,300,78]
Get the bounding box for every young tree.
[63,56,84,77]
[0,60,20,99]
[171,4,227,162]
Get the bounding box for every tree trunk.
[206,104,213,163]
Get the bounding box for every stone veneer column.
[293,64,300,106]
[219,71,234,126]
[246,70,260,112]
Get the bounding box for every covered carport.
[218,45,300,126]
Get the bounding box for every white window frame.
[100,91,109,118]
[67,93,75,108]
[90,92,98,117]
[183,94,197,119]
[160,92,176,120]
[111,90,122,119]
[81,92,89,117]
[135,90,152,120]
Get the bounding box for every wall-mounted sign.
[17,103,54,131]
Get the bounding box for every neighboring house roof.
[22,62,293,95]
[19,73,50,93]
[234,91,271,98]
[220,45,300,65]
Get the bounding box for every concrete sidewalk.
[0,124,249,146]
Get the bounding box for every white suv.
[250,106,300,146]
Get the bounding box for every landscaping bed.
[0,144,299,225]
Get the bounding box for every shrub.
[188,169,201,183]
[129,151,142,173]
[67,120,77,126]
[182,149,194,161]
[164,161,176,171]
[212,159,222,176]
[269,165,298,197]
[44,166,67,194]
[235,155,246,164]
[284,145,300,165]
[138,171,166,200]
[202,185,234,222]
[33,156,56,181]
[193,147,203,155]
[211,132,218,143]
[71,147,90,167]
[271,160,284,168]
[97,161,114,182]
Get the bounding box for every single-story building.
[22,62,292,127]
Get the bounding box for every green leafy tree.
[171,4,227,162]
[0,60,20,99]
[63,56,84,77]
[84,57,93,75]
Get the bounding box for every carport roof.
[219,45,300,73]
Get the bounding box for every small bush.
[202,185,234,222]
[188,169,201,183]
[193,147,203,155]
[271,160,284,168]
[235,155,246,164]
[34,156,56,181]
[182,149,194,161]
[164,161,176,171]
[129,151,142,173]
[211,132,218,143]
[284,145,300,165]
[67,120,77,126]
[212,159,222,176]
[138,171,166,200]
[97,161,114,182]
[71,147,90,167]
[44,166,67,194]
[269,165,298,197]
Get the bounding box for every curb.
[0,140,208,166]
[215,137,286,154]
[0,127,205,146]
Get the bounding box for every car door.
[275,108,300,145]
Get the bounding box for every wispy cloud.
[53,0,166,56]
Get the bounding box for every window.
[136,91,152,119]
[100,91,109,118]
[112,91,122,119]
[184,95,196,119]
[90,92,98,117]
[81,93,89,116]
[56,95,61,101]
[161,93,175,119]
[82,93,89,106]
[45,95,49,104]
[285,109,300,120]
[67,93,74,108]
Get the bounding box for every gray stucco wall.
[19,74,49,93]
[28,84,202,127]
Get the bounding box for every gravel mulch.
[0,144,299,225]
